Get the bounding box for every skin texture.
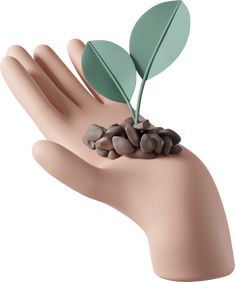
[1,39,234,281]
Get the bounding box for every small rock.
[108,123,119,129]
[85,124,105,141]
[125,124,140,147]
[159,129,181,145]
[134,119,150,130]
[95,136,113,151]
[129,148,157,159]
[120,131,127,138]
[162,136,173,155]
[112,136,134,155]
[147,132,164,154]
[105,125,124,138]
[170,145,182,154]
[120,117,134,128]
[108,150,120,160]
[140,134,156,153]
[96,148,109,157]
[82,135,95,150]
[139,129,147,135]
[147,127,164,134]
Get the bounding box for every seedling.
[82,0,190,124]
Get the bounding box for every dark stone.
[139,129,147,135]
[95,136,113,151]
[140,134,156,153]
[108,123,119,129]
[129,148,157,159]
[85,124,105,141]
[96,148,109,157]
[125,124,140,147]
[170,145,183,154]
[159,128,181,145]
[105,125,124,138]
[147,127,164,134]
[112,136,135,155]
[82,135,95,150]
[133,119,150,130]
[162,136,173,155]
[108,150,120,160]
[147,132,164,155]
[120,117,134,128]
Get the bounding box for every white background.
[0,0,234,281]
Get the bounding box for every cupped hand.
[1,39,234,281]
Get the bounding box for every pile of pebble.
[82,117,182,160]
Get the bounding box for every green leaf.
[82,40,136,104]
[129,0,190,79]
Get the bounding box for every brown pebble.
[120,117,134,128]
[85,124,105,141]
[134,119,150,130]
[108,150,120,160]
[129,148,157,159]
[147,127,164,134]
[120,131,127,138]
[96,148,109,157]
[82,135,95,150]
[108,123,119,129]
[112,136,134,155]
[162,136,173,155]
[147,132,164,154]
[125,124,140,147]
[139,129,147,135]
[159,129,181,145]
[140,134,156,153]
[95,136,113,151]
[170,145,182,154]
[105,125,124,138]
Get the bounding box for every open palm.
[1,39,234,281]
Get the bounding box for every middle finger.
[34,45,100,109]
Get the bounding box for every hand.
[1,39,234,281]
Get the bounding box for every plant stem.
[135,73,148,124]
[126,99,136,122]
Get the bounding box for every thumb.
[32,140,106,200]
